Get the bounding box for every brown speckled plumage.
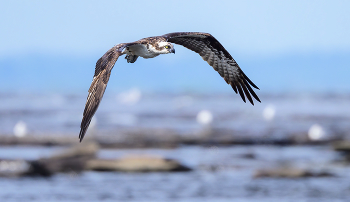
[162,32,260,104]
[79,32,260,142]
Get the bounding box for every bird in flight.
[79,32,261,142]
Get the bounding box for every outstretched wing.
[163,32,260,105]
[79,43,127,142]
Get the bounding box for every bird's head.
[158,42,175,54]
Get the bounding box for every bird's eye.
[165,45,169,49]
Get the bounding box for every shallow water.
[1,145,350,202]
[1,93,350,140]
[1,93,350,201]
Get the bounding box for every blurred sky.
[0,0,349,94]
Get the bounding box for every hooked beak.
[171,48,175,54]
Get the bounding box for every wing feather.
[163,32,260,105]
[79,43,127,142]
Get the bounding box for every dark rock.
[0,142,99,177]
[198,164,241,172]
[25,160,52,177]
[253,167,335,178]
[34,141,99,173]
[86,156,192,172]
[333,141,350,162]
[333,141,350,152]
[238,152,256,159]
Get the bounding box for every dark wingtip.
[236,83,246,103]
[231,83,238,94]
[248,98,254,106]
[241,79,261,104]
[242,72,260,90]
[247,93,256,106]
[78,129,86,142]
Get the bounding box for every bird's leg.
[125,54,139,63]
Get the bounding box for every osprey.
[79,32,261,142]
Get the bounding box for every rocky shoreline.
[0,142,192,178]
[1,127,350,178]
[0,127,344,148]
[1,138,350,178]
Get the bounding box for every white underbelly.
[127,44,159,59]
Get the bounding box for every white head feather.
[149,42,174,54]
[158,41,170,47]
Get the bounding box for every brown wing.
[79,43,128,142]
[163,32,260,105]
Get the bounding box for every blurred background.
[1,0,350,201]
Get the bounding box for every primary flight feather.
[79,32,261,142]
